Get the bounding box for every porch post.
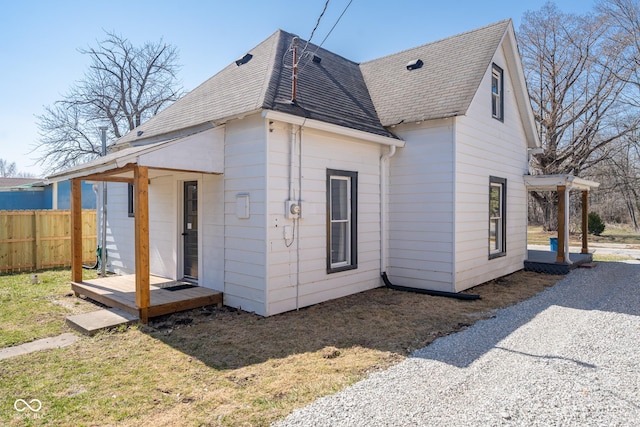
[134,166,150,323]
[70,178,83,283]
[581,190,589,254]
[556,185,566,263]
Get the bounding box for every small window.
[327,169,358,273]
[489,176,507,258]
[127,183,134,217]
[491,64,504,121]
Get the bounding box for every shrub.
[588,211,605,236]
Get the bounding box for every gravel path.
[276,261,640,426]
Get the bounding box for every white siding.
[201,173,224,291]
[453,44,529,291]
[102,171,224,290]
[387,119,456,292]
[223,115,268,315]
[104,182,135,274]
[265,122,384,316]
[147,174,177,279]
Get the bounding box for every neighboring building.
[0,178,95,210]
[51,20,546,316]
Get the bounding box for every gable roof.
[110,19,539,150]
[360,20,511,126]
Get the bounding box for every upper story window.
[327,169,358,273]
[491,63,504,121]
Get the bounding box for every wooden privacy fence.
[0,210,97,273]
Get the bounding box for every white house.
[52,20,558,318]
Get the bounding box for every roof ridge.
[361,19,511,65]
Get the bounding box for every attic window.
[406,59,423,70]
[235,53,253,66]
[312,55,322,64]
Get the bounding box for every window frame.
[491,63,504,121]
[127,183,135,218]
[326,169,358,273]
[489,176,507,259]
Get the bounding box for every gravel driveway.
[276,261,640,426]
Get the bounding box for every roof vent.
[312,55,322,64]
[406,59,423,70]
[235,53,253,66]
[137,130,144,137]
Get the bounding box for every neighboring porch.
[525,249,593,275]
[71,274,222,320]
[524,175,600,275]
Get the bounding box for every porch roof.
[48,127,224,182]
[524,174,600,192]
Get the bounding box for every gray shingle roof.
[360,20,511,126]
[119,29,394,145]
[117,20,512,146]
[0,177,44,188]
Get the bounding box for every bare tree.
[35,32,184,174]
[0,159,37,178]
[518,2,637,230]
[594,0,640,230]
[0,159,17,177]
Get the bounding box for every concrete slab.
[66,308,139,336]
[0,333,80,360]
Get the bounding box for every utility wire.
[300,0,331,57]
[299,0,354,73]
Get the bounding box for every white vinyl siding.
[103,182,135,275]
[223,115,268,315]
[265,123,382,316]
[453,44,529,291]
[387,119,456,292]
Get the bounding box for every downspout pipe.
[379,145,479,301]
[382,272,480,300]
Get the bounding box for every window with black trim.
[127,183,134,217]
[327,169,358,272]
[491,63,504,121]
[489,176,506,258]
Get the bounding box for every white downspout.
[380,145,397,274]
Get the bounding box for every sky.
[0,0,596,177]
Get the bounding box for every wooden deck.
[71,275,222,320]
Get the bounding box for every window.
[327,169,358,272]
[489,176,506,258]
[127,183,134,217]
[491,64,504,121]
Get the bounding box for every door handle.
[182,232,188,236]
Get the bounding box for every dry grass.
[1,269,561,426]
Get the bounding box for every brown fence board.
[0,210,96,273]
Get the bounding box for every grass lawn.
[0,269,98,348]
[0,267,567,426]
[527,224,640,247]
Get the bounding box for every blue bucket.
[550,237,558,252]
